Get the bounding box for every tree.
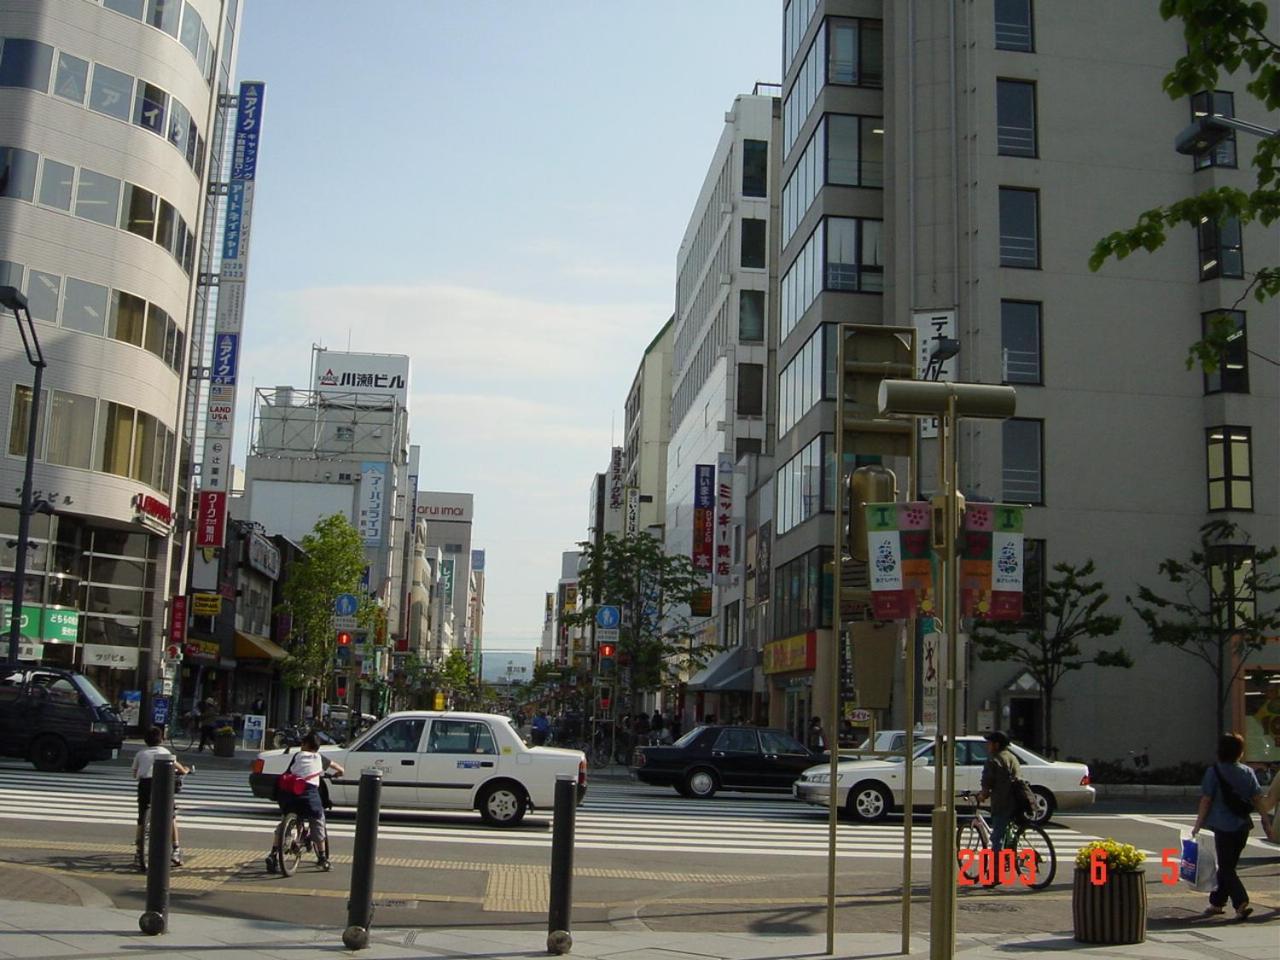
[565,531,707,718]
[438,649,474,708]
[971,560,1132,756]
[1128,520,1280,738]
[1090,0,1280,367]
[279,514,370,714]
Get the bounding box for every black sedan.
[631,725,822,798]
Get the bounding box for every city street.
[0,759,1274,936]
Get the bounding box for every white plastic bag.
[1194,833,1217,893]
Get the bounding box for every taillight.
[578,759,587,787]
[251,759,264,775]
[634,751,646,768]
[1080,772,1090,786]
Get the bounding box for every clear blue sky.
[233,1,781,651]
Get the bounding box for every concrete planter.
[1073,867,1146,944]
[213,730,236,758]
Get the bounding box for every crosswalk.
[0,762,1100,861]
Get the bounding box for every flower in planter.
[216,725,235,735]
[1075,838,1144,873]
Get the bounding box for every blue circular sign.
[595,605,620,629]
[334,593,359,616]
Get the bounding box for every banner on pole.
[961,504,1025,620]
[866,502,934,619]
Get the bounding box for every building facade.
[623,317,674,536]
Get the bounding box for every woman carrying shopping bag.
[1190,733,1268,920]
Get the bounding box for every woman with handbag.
[1191,733,1267,920]
[266,733,344,872]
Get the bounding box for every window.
[155,199,177,252]
[38,158,74,210]
[1202,310,1248,394]
[776,434,827,534]
[0,146,38,201]
[46,390,96,470]
[62,277,109,336]
[1198,216,1243,280]
[130,412,159,483]
[828,18,883,87]
[1001,300,1042,384]
[999,187,1039,268]
[778,324,836,436]
[761,730,808,754]
[1206,426,1252,511]
[826,217,883,292]
[26,271,60,323]
[74,168,121,227]
[743,139,767,197]
[104,0,145,17]
[109,291,147,346]
[736,437,762,460]
[741,218,766,268]
[133,81,167,135]
[88,63,133,121]
[713,728,759,754]
[8,384,43,458]
[995,0,1034,51]
[427,719,496,754]
[739,290,764,341]
[1191,91,1236,169]
[145,0,181,37]
[144,304,168,359]
[168,99,190,157]
[0,38,53,93]
[780,223,823,340]
[827,114,884,187]
[1020,538,1046,629]
[737,363,764,416]
[119,184,156,240]
[773,546,833,635]
[1208,543,1256,633]
[179,5,204,59]
[52,52,88,104]
[997,79,1037,157]
[357,717,425,753]
[784,0,820,72]
[1002,418,1043,504]
[783,23,825,154]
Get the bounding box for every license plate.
[112,749,119,759]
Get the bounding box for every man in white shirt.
[132,727,190,869]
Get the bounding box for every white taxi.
[250,711,586,826]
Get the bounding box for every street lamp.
[1,286,47,667]
[878,379,1015,960]
[1174,113,1279,155]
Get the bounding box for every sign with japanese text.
[912,309,956,439]
[440,558,455,606]
[608,446,625,510]
[247,532,281,579]
[625,486,639,535]
[132,493,173,531]
[211,333,239,385]
[692,465,714,573]
[763,632,817,674]
[1,604,79,643]
[961,504,1024,620]
[195,490,227,547]
[314,349,411,409]
[82,644,138,670]
[231,80,264,181]
[359,461,387,545]
[715,453,734,585]
[866,502,935,619]
[168,595,187,647]
[191,593,221,616]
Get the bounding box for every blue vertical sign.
[231,81,265,181]
[211,333,239,384]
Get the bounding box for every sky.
[232,2,781,652]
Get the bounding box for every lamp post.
[1,286,47,667]
[1174,113,1279,156]
[878,379,1015,960]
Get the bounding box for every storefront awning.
[687,645,753,692]
[234,631,288,661]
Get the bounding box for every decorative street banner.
[961,504,1025,619]
[692,465,714,573]
[866,501,935,619]
[714,453,734,585]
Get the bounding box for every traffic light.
[337,631,352,646]
[598,641,616,675]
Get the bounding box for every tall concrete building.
[770,0,1279,761]
[623,317,674,536]
[416,491,475,659]
[0,0,242,704]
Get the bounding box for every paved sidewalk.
[0,896,1275,960]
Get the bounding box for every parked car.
[0,666,124,771]
[250,711,586,826]
[846,729,933,758]
[631,724,823,798]
[794,735,1093,824]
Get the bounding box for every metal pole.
[7,360,43,666]
[826,326,847,955]
[547,775,576,955]
[902,417,919,954]
[138,756,174,935]
[343,767,384,950]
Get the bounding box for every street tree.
[279,513,370,714]
[567,531,707,718]
[1128,519,1280,737]
[1090,0,1280,368]
[438,648,475,708]
[971,560,1132,756]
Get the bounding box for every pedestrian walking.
[531,711,551,746]
[1191,733,1266,919]
[975,730,1020,886]
[807,716,827,751]
[196,697,218,752]
[132,727,190,869]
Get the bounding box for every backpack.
[276,752,317,798]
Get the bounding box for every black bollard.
[546,775,576,955]
[342,767,384,950]
[138,756,174,935]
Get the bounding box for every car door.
[909,742,939,807]
[955,740,987,795]
[709,727,762,787]
[340,716,427,807]
[758,729,816,789]
[418,718,502,809]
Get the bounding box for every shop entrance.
[784,685,811,743]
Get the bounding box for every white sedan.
[250,711,586,826]
[794,736,1093,824]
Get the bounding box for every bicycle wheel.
[137,818,150,872]
[955,819,987,885]
[278,813,303,877]
[1010,822,1056,890]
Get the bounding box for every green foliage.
[1091,0,1280,365]
[972,560,1130,755]
[438,649,475,703]
[279,514,368,709]
[1127,519,1280,736]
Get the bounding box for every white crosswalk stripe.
[0,763,1098,859]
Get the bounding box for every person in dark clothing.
[530,711,551,746]
[651,710,664,732]
[976,730,1020,885]
[1192,733,1266,920]
[196,697,218,752]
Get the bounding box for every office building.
[623,317,674,536]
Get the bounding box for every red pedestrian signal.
[599,642,615,659]
[598,641,616,675]
[337,631,352,646]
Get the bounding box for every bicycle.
[135,766,191,872]
[166,711,200,752]
[268,809,331,876]
[955,790,1056,890]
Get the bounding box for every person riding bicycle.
[266,733,343,872]
[975,730,1020,886]
[132,726,190,869]
[196,697,219,752]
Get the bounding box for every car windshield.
[672,726,705,748]
[73,673,110,708]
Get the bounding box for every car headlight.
[90,722,110,734]
[808,773,829,784]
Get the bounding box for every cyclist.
[266,732,343,872]
[975,730,1020,887]
[132,726,190,869]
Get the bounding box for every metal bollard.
[138,756,174,935]
[546,775,576,955]
[342,767,384,950]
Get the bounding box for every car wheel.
[1028,787,1056,825]
[684,768,718,799]
[478,781,528,827]
[846,781,892,822]
[65,758,89,772]
[31,735,70,772]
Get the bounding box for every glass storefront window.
[1243,666,1280,763]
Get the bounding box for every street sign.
[332,615,357,631]
[334,593,359,617]
[596,628,619,644]
[850,708,872,723]
[595,605,621,629]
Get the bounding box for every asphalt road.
[0,757,1275,936]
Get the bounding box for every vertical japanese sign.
[624,486,639,535]
[865,502,935,619]
[195,491,227,548]
[359,461,386,545]
[692,465,714,574]
[961,504,1024,620]
[912,309,956,439]
[544,592,554,627]
[168,595,187,654]
[608,446,624,510]
[714,453,734,585]
[441,558,455,605]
